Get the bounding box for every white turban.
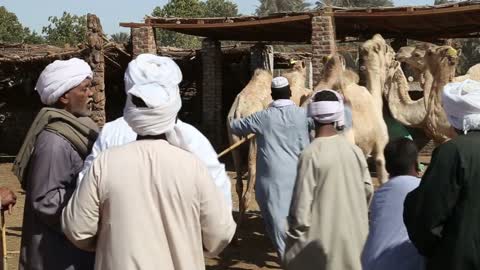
[307,89,345,126]
[35,58,93,105]
[442,79,480,133]
[123,54,183,136]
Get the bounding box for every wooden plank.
[121,14,312,29]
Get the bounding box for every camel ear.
[456,49,462,57]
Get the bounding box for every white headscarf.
[307,89,345,126]
[123,54,183,136]
[442,79,480,133]
[35,58,93,105]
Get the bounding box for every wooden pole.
[217,134,255,159]
[2,211,7,270]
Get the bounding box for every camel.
[304,54,389,184]
[227,62,311,224]
[360,34,458,144]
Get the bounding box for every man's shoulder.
[34,130,77,156]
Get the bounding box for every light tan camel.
[304,54,389,184]
[227,63,311,224]
[360,34,458,144]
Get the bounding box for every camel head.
[314,54,346,91]
[424,45,460,83]
[359,34,396,101]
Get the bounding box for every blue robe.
[230,104,311,256]
[362,175,425,270]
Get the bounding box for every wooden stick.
[2,211,7,270]
[217,134,255,159]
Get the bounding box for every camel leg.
[232,148,245,229]
[374,139,389,185]
[242,139,257,218]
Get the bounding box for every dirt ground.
[0,156,431,269]
[0,163,281,270]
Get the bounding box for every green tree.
[24,30,45,44]
[434,0,449,4]
[42,12,87,46]
[152,0,239,49]
[111,32,130,44]
[201,0,239,17]
[0,6,44,43]
[316,0,393,8]
[256,0,310,16]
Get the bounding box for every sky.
[1,0,434,36]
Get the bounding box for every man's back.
[362,175,424,270]
[285,135,371,270]
[63,140,236,270]
[404,131,480,270]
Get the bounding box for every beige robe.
[284,135,373,270]
[61,140,236,270]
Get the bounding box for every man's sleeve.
[62,154,102,252]
[77,130,106,183]
[230,111,265,137]
[28,134,81,233]
[286,152,316,239]
[403,142,462,256]
[197,161,236,257]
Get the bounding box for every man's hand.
[0,187,17,214]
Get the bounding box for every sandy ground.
[0,155,431,269]
[0,163,281,270]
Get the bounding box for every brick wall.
[131,27,157,57]
[201,39,224,148]
[311,14,336,86]
[86,14,106,126]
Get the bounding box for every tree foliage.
[0,6,44,44]
[201,0,239,17]
[152,0,239,49]
[256,0,310,16]
[434,0,449,4]
[42,12,87,46]
[316,0,393,8]
[110,32,130,44]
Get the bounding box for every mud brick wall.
[311,14,336,86]
[131,27,157,57]
[201,39,224,149]
[86,14,106,126]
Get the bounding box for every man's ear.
[58,92,70,106]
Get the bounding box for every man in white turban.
[77,54,232,210]
[404,79,480,270]
[15,58,97,270]
[284,89,372,270]
[62,54,236,270]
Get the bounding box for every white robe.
[78,117,232,210]
[62,140,236,270]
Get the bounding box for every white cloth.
[442,79,480,133]
[272,76,289,89]
[78,117,232,210]
[35,58,93,105]
[307,90,345,126]
[270,99,295,108]
[123,54,183,136]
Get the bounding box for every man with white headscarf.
[404,79,480,270]
[229,76,312,258]
[77,54,232,210]
[284,89,372,270]
[14,58,97,270]
[62,54,236,270]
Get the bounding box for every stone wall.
[201,39,224,148]
[311,14,336,86]
[131,27,157,57]
[86,14,106,126]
